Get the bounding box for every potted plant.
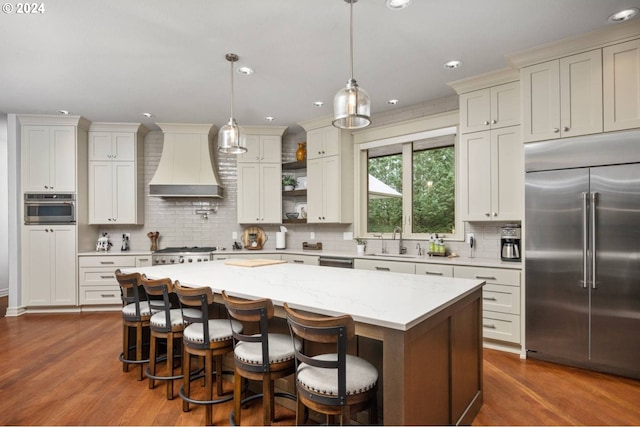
[282,175,297,191]
[355,238,366,255]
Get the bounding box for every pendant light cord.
[229,58,235,120]
[349,0,354,80]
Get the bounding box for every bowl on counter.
[285,212,299,219]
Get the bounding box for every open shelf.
[282,218,307,224]
[283,160,307,170]
[282,189,307,197]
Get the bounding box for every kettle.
[501,242,520,260]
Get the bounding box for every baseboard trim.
[80,305,121,313]
[483,339,522,355]
[5,306,27,317]
[0,289,8,297]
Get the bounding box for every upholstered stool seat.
[233,333,300,366]
[297,354,378,396]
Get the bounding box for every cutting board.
[242,226,267,250]
[224,259,286,268]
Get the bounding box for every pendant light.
[332,0,371,130]
[218,53,247,154]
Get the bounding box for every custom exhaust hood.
[149,123,224,198]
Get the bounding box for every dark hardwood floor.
[1,305,639,426]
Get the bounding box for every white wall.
[0,114,8,297]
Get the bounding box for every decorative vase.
[296,142,307,161]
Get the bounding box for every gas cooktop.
[153,246,218,254]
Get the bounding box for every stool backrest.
[115,269,145,320]
[140,276,174,332]
[174,281,214,348]
[283,302,355,406]
[221,290,274,373]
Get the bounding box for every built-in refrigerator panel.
[525,168,590,364]
[525,130,640,380]
[589,163,640,375]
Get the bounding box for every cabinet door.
[89,132,113,161]
[321,126,341,157]
[604,39,640,131]
[307,126,340,159]
[522,60,560,142]
[51,126,76,191]
[492,126,523,221]
[112,133,136,161]
[23,227,53,305]
[322,156,341,222]
[237,163,262,223]
[459,88,491,133]
[460,132,492,221]
[306,158,324,222]
[113,162,137,223]
[260,135,282,163]
[237,135,262,163]
[22,126,52,191]
[51,226,77,305]
[560,49,603,138]
[89,162,114,224]
[260,163,282,223]
[306,128,325,160]
[491,81,520,129]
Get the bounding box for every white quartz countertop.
[78,251,152,256]
[125,260,484,332]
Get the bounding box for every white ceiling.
[2,0,640,133]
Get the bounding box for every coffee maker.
[500,224,521,262]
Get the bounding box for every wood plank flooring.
[1,304,639,426]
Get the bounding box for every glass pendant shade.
[332,78,371,129]
[218,118,246,154]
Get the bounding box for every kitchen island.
[127,260,485,425]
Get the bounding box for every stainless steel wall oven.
[24,193,76,224]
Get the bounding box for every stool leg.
[263,372,273,426]
[215,354,223,396]
[233,370,242,425]
[166,334,174,400]
[122,324,129,372]
[205,352,213,426]
[296,392,305,425]
[148,334,157,389]
[136,324,144,381]
[182,347,191,412]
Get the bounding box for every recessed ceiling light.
[443,60,463,70]
[237,66,254,75]
[608,8,639,23]
[140,112,153,118]
[264,116,275,122]
[386,0,411,10]
[387,99,399,105]
[57,109,71,115]
[313,101,324,107]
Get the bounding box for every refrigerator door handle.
[591,192,598,289]
[582,192,589,289]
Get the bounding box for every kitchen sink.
[368,253,421,259]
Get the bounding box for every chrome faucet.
[416,243,422,256]
[374,233,387,254]
[392,226,407,255]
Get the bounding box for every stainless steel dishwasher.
[318,256,354,268]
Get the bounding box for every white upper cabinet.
[88,123,147,225]
[306,126,341,159]
[521,49,603,142]
[459,81,520,134]
[237,134,283,163]
[603,38,640,132]
[22,125,76,192]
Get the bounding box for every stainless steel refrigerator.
[525,130,640,380]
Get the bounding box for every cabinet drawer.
[454,266,520,286]
[80,287,121,305]
[136,256,152,267]
[79,255,136,268]
[281,254,318,265]
[483,284,520,315]
[482,312,521,344]
[415,263,453,277]
[354,259,415,274]
[79,268,118,286]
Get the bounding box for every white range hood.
[149,123,224,198]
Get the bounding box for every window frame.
[352,111,463,242]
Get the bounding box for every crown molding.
[447,67,520,94]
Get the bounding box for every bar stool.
[174,281,240,426]
[221,290,301,426]
[140,276,190,400]
[284,303,379,426]
[115,269,157,381]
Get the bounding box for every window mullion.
[402,143,413,237]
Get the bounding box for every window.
[356,122,461,241]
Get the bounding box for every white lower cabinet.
[78,254,151,305]
[415,263,453,277]
[354,259,415,274]
[281,254,319,265]
[213,253,281,261]
[23,226,77,306]
[454,266,521,345]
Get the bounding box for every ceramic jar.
[296,142,307,161]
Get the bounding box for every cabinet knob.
[563,126,569,132]
[493,212,498,217]
[483,121,490,125]
[553,128,560,133]
[485,212,490,217]
[491,120,497,124]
